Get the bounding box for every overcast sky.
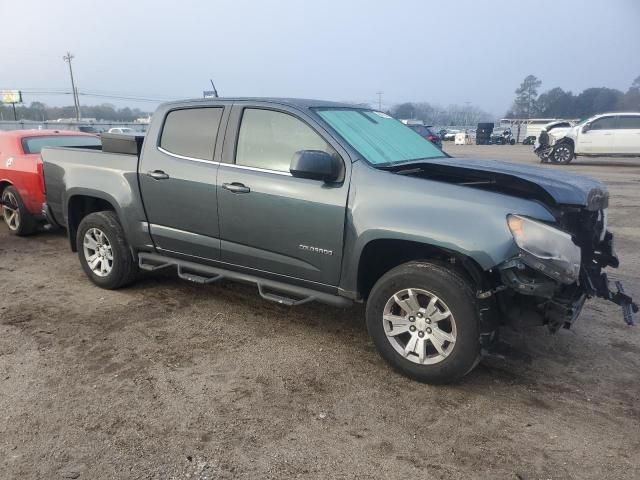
[2,0,639,115]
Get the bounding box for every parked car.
[41,98,636,383]
[0,130,100,235]
[107,127,135,134]
[442,129,460,141]
[553,113,640,164]
[78,125,100,133]
[406,124,442,148]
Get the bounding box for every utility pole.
[63,52,80,121]
[376,91,383,111]
[210,79,219,98]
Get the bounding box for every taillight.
[37,158,45,193]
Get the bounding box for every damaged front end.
[496,202,637,332]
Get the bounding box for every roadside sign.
[203,90,217,98]
[1,90,22,104]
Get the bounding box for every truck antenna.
[210,79,218,98]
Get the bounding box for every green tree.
[536,88,575,117]
[574,87,623,117]
[617,75,640,111]
[510,75,542,118]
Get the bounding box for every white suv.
[553,113,640,163]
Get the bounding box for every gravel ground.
[1,145,639,479]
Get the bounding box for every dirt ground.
[1,145,639,480]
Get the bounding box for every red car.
[0,130,101,235]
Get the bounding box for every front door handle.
[147,170,170,180]
[223,182,251,194]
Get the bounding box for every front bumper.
[498,230,637,330]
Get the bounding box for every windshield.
[22,135,101,154]
[315,108,445,165]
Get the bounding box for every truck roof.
[162,97,363,109]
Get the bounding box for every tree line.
[0,101,150,122]
[507,74,640,119]
[389,102,493,126]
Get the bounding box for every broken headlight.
[507,214,581,284]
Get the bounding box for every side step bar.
[137,252,352,308]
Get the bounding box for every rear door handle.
[147,170,170,180]
[223,182,251,193]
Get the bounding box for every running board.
[137,252,351,308]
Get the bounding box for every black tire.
[509,138,516,145]
[366,261,481,384]
[1,186,37,236]
[552,143,574,164]
[76,211,138,289]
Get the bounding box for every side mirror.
[582,122,591,133]
[290,150,342,182]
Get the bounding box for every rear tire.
[76,211,138,289]
[1,186,37,236]
[366,261,481,384]
[552,143,574,164]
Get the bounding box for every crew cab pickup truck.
[41,98,637,383]
[553,113,640,164]
[0,130,100,235]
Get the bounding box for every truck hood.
[395,157,608,211]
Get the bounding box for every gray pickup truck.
[41,98,636,383]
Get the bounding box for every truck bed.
[41,142,143,232]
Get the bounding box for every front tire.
[366,261,481,384]
[76,211,138,289]
[552,143,574,164]
[1,186,37,236]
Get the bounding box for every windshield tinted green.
[315,109,444,165]
[22,135,101,154]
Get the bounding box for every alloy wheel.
[554,145,572,163]
[83,228,114,277]
[2,191,20,231]
[382,288,457,365]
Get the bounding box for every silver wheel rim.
[555,146,570,162]
[383,288,457,365]
[2,191,20,231]
[83,228,114,277]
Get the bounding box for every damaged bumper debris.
[499,226,637,331]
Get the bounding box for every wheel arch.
[66,192,119,251]
[0,180,13,195]
[356,238,490,300]
[555,136,575,148]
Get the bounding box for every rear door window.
[617,116,640,129]
[159,107,223,161]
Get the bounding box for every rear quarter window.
[22,135,101,154]
[159,107,223,161]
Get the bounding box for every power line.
[77,92,169,103]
